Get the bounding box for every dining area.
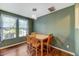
[25,32,74,56]
[0,32,74,56]
[0,3,76,56]
[26,32,54,56]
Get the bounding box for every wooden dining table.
[35,34,48,56]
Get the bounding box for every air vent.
[48,6,55,12]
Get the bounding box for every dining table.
[35,34,48,56]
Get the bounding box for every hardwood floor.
[0,43,74,56]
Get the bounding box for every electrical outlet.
[67,45,70,48]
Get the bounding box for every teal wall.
[34,5,75,53]
[29,19,34,34]
[0,37,25,47]
[75,29,79,56]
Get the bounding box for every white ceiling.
[0,3,74,18]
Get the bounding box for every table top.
[36,34,48,40]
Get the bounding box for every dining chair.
[43,34,54,55]
[26,32,41,56]
[26,35,37,56]
[26,35,33,56]
[30,32,41,56]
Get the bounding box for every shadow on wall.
[52,36,64,48]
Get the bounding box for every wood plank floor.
[0,43,74,56]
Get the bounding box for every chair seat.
[32,43,41,48]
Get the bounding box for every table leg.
[41,41,43,56]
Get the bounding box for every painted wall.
[75,29,79,55]
[34,5,75,53]
[75,4,79,56]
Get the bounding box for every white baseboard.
[52,46,75,56]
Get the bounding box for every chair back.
[31,32,36,38]
[47,34,54,44]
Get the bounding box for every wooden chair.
[26,34,37,56]
[30,33,41,56]
[26,35,33,56]
[43,34,54,55]
[31,38,41,56]
[26,32,41,56]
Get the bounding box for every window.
[1,14,16,40]
[0,22,2,41]
[0,19,3,41]
[19,19,28,37]
[0,12,29,41]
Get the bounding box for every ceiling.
[0,3,74,19]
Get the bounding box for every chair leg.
[47,45,49,55]
[27,44,31,56]
[47,45,51,55]
[36,48,38,56]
